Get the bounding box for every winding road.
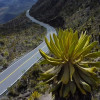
[0,10,57,96]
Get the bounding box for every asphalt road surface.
[0,10,57,96]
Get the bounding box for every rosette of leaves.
[39,29,100,98]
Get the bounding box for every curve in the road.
[0,10,57,96]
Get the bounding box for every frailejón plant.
[39,29,100,98]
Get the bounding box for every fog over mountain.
[0,0,37,24]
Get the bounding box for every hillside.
[0,0,37,24]
[30,0,100,45]
[0,12,46,72]
[0,0,100,100]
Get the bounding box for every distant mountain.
[0,0,37,24]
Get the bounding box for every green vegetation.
[0,13,46,72]
[1,1,100,99]
[5,63,49,100]
[39,29,100,100]
[28,91,41,100]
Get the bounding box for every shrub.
[28,91,41,100]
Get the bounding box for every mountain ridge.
[0,0,37,24]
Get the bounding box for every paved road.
[0,10,57,96]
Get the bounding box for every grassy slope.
[0,12,46,72]
[30,0,100,44]
[0,62,52,100]
[61,1,100,35]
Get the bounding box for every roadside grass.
[0,13,46,72]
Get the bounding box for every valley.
[0,0,37,24]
